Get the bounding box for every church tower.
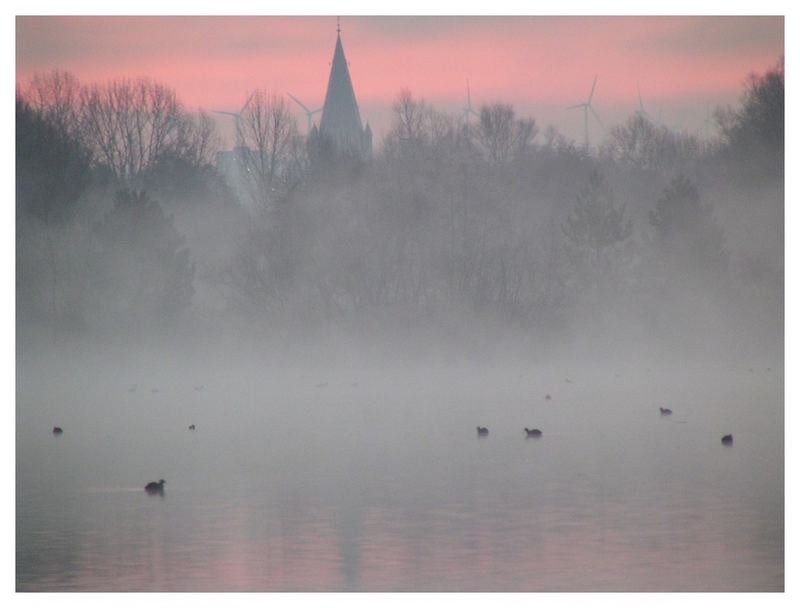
[319,20,372,157]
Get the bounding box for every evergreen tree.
[649,176,726,276]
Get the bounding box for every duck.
[524,428,543,438]
[145,479,166,494]
[52,426,63,435]
[659,407,673,416]
[188,424,196,431]
[476,426,489,437]
[721,434,734,446]
[545,394,552,401]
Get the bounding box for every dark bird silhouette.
[525,428,543,438]
[145,479,165,494]
[188,424,196,431]
[721,434,734,446]
[476,426,489,437]
[545,394,552,401]
[659,407,673,416]
[52,426,63,435]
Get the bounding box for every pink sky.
[16,16,783,146]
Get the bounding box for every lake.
[17,354,783,591]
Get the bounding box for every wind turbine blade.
[287,93,311,115]
[240,91,256,114]
[589,105,603,126]
[588,75,598,103]
[637,82,645,111]
[566,104,585,110]
[311,108,323,115]
[466,78,473,111]
[213,110,239,117]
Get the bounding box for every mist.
[15,50,783,591]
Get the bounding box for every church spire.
[319,19,371,156]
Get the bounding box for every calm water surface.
[17,358,783,591]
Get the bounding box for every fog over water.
[15,49,783,591]
[17,340,781,591]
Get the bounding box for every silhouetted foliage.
[475,103,537,165]
[563,170,632,258]
[650,176,726,275]
[22,70,83,138]
[16,96,92,224]
[603,114,700,171]
[88,189,194,324]
[561,170,636,315]
[14,60,781,345]
[717,58,784,177]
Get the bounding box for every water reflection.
[17,361,783,591]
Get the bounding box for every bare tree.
[236,90,304,208]
[716,57,784,176]
[174,109,220,167]
[79,78,186,181]
[475,103,537,165]
[24,70,83,137]
[384,89,461,160]
[603,114,700,170]
[389,88,428,145]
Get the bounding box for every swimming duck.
[476,426,489,437]
[52,426,63,435]
[188,424,196,431]
[145,479,166,494]
[721,434,733,446]
[659,407,673,416]
[525,428,543,438]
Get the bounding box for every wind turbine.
[635,82,653,121]
[213,91,256,140]
[567,75,602,150]
[463,79,480,127]
[287,93,322,133]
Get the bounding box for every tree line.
[16,60,783,348]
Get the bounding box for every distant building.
[317,27,372,157]
[216,23,371,199]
